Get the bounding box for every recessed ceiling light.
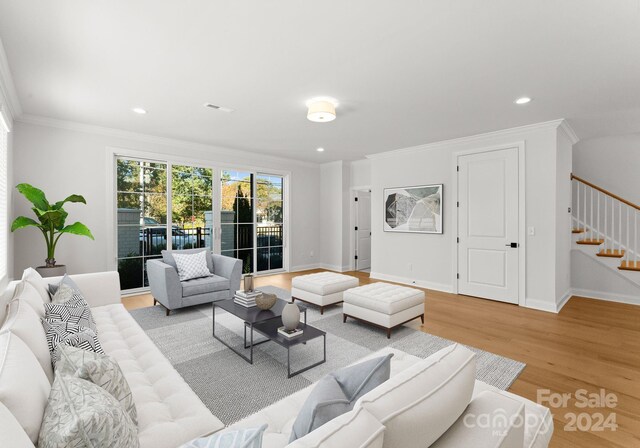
[514,97,532,105]
[316,147,325,152]
[132,107,147,114]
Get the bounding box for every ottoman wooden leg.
[166,308,171,316]
[386,328,392,339]
[320,306,324,315]
[420,314,425,324]
[153,298,158,306]
[343,314,347,323]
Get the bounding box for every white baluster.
[596,192,600,246]
[627,207,630,260]
[604,195,608,251]
[618,201,622,254]
[635,211,638,267]
[576,181,580,229]
[590,188,594,241]
[583,183,587,237]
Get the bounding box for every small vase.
[281,302,300,331]
[256,293,277,310]
[243,275,254,292]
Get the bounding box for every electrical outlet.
[528,227,535,236]
[310,250,314,257]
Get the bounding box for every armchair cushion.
[162,249,214,274]
[181,275,231,298]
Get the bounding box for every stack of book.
[278,326,303,338]
[234,290,262,308]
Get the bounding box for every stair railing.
[571,174,640,270]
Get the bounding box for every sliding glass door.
[115,157,286,291]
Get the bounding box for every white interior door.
[458,148,519,304]
[356,191,371,270]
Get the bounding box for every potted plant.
[11,183,94,277]
[243,260,254,292]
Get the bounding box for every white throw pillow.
[356,344,476,448]
[173,251,213,281]
[0,332,52,444]
[286,407,385,448]
[0,401,35,448]
[10,281,46,318]
[21,268,51,304]
[1,299,54,383]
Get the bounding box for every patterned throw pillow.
[173,251,213,281]
[181,424,267,448]
[39,375,139,448]
[56,345,138,426]
[48,273,81,297]
[41,319,104,368]
[44,287,97,333]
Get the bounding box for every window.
[0,118,7,282]
[256,174,284,272]
[221,170,255,273]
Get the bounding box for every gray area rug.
[129,286,525,425]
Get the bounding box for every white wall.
[319,161,352,272]
[350,159,371,188]
[0,107,13,290]
[555,129,574,304]
[12,120,321,277]
[573,133,640,205]
[368,121,573,311]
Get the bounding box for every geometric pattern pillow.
[38,375,139,448]
[41,319,104,368]
[180,424,267,448]
[44,292,97,333]
[173,251,213,281]
[56,345,138,426]
[50,282,78,304]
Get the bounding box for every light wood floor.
[123,269,640,447]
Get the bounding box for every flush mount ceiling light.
[306,97,338,122]
[316,147,325,152]
[132,107,147,114]
[514,97,532,105]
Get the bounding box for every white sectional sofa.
[0,271,224,448]
[0,270,553,448]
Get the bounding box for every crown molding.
[558,119,580,145]
[366,119,572,160]
[16,113,318,168]
[0,38,22,122]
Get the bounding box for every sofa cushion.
[41,318,104,367]
[356,344,476,448]
[91,303,224,448]
[56,344,138,425]
[181,424,268,448]
[21,267,51,304]
[1,298,54,383]
[48,273,81,297]
[163,249,214,274]
[287,407,385,448]
[0,332,51,444]
[182,275,231,297]
[0,401,35,448]
[10,280,46,318]
[430,389,525,448]
[289,354,392,442]
[39,375,139,448]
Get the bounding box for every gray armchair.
[147,249,242,315]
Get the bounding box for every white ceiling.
[1,1,639,162]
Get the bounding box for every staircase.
[571,175,640,287]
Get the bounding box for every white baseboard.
[288,263,322,273]
[524,298,559,313]
[318,263,350,273]
[570,288,640,306]
[368,271,453,293]
[556,289,573,312]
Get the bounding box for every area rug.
[129,286,525,425]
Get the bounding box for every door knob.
[505,242,518,248]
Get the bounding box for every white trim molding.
[570,288,640,307]
[17,114,317,168]
[366,119,575,161]
[0,38,21,121]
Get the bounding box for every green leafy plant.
[11,183,94,267]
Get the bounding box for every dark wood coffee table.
[213,297,325,376]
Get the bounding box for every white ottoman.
[291,272,359,314]
[343,282,425,338]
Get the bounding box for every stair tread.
[572,228,586,234]
[597,249,625,258]
[619,261,640,271]
[576,239,605,245]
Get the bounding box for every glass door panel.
[116,159,167,291]
[220,170,254,273]
[256,174,284,272]
[171,165,213,250]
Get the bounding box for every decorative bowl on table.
[256,293,277,310]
